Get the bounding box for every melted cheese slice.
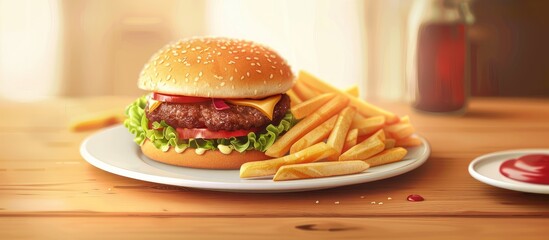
[227,95,281,120]
[148,99,162,112]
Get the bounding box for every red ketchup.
[499,154,549,185]
[406,194,424,202]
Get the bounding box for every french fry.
[69,109,125,132]
[399,115,410,124]
[297,70,398,123]
[370,129,386,141]
[342,128,358,152]
[240,142,337,178]
[395,136,422,147]
[384,138,396,149]
[290,115,337,154]
[266,95,349,157]
[351,115,385,129]
[326,106,357,160]
[292,79,319,101]
[385,123,415,140]
[345,85,359,97]
[351,115,385,137]
[286,89,302,107]
[291,93,336,119]
[339,130,386,161]
[273,160,369,181]
[360,147,408,167]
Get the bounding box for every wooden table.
[1,96,548,239]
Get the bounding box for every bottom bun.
[140,140,271,169]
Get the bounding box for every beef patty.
[146,94,290,131]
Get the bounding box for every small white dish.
[468,149,549,194]
[80,125,431,193]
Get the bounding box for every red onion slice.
[213,98,230,110]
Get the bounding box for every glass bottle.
[407,0,474,113]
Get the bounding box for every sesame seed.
[164,63,170,67]
[269,74,273,79]
[251,63,256,66]
[228,61,235,64]
[253,57,259,60]
[234,56,239,59]
[185,73,190,77]
[271,65,276,69]
[315,200,319,204]
[371,201,376,204]
[191,48,196,51]
[279,69,283,75]
[246,57,251,60]
[159,59,165,64]
[334,201,340,205]
[378,202,384,205]
[256,70,262,73]
[240,76,244,80]
[220,46,227,49]
[196,46,202,50]
[246,72,250,77]
[388,197,392,200]
[263,80,267,84]
[254,89,258,95]
[166,75,171,80]
[199,72,203,77]
[194,77,199,82]
[256,62,261,66]
[220,82,226,86]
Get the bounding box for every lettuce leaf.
[123,96,297,153]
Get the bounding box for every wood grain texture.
[1,217,548,240]
[1,96,548,238]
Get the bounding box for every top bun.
[138,37,294,98]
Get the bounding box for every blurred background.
[0,0,548,102]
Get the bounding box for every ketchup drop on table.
[499,154,549,185]
[407,194,424,202]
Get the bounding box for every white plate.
[80,125,431,193]
[468,149,549,194]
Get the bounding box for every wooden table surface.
[1,96,548,239]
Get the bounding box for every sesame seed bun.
[138,37,294,99]
[141,140,270,169]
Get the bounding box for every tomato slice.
[152,92,210,103]
[176,128,255,139]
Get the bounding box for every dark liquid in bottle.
[414,23,466,112]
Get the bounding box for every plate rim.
[81,125,431,193]
[468,149,549,194]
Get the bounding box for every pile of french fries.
[240,70,422,181]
